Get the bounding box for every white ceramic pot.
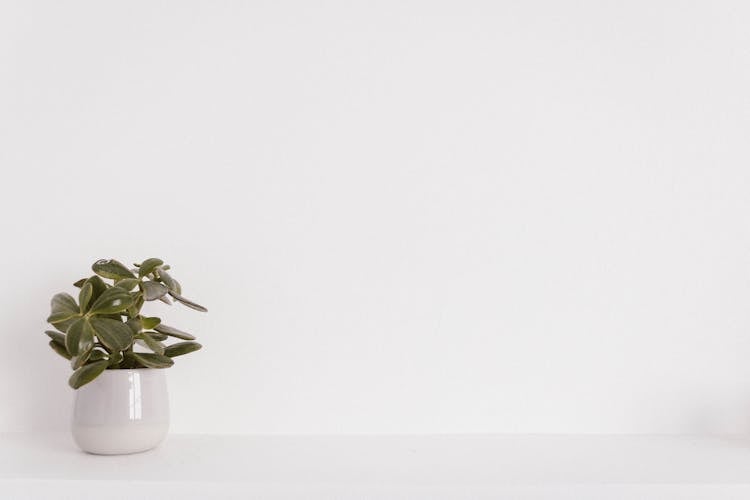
[72,368,169,455]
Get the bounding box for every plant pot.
[72,368,169,455]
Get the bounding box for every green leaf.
[51,293,78,313]
[48,293,80,324]
[138,332,165,355]
[88,287,134,315]
[47,329,72,359]
[164,341,202,358]
[127,294,145,318]
[168,292,207,312]
[85,275,108,303]
[141,316,161,330]
[92,259,135,280]
[127,352,174,368]
[65,318,95,356]
[141,281,169,301]
[46,311,80,325]
[154,323,196,340]
[114,278,140,291]
[108,350,123,367]
[89,349,108,362]
[48,316,79,333]
[99,313,124,320]
[70,345,93,369]
[78,282,93,313]
[45,330,66,346]
[146,331,168,341]
[89,317,133,352]
[138,258,164,278]
[69,360,108,389]
[48,340,71,360]
[157,269,181,294]
[73,278,86,288]
[125,317,142,335]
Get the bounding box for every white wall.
[1,0,750,435]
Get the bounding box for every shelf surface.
[3,433,750,499]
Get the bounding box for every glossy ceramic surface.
[72,369,169,455]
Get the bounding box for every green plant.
[45,258,207,389]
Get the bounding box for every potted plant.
[45,258,207,455]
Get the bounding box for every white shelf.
[3,433,750,499]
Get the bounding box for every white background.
[1,0,749,435]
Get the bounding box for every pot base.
[73,422,168,455]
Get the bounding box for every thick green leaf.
[47,311,80,324]
[138,258,164,278]
[89,349,108,361]
[92,259,135,280]
[65,318,95,356]
[89,317,133,351]
[138,332,165,355]
[125,317,142,335]
[141,316,160,330]
[141,281,169,301]
[70,345,93,369]
[99,313,124,320]
[154,323,196,340]
[69,360,109,389]
[88,287,134,315]
[51,293,78,313]
[168,292,207,312]
[115,278,140,291]
[146,331,168,341]
[45,330,66,346]
[48,293,80,324]
[49,316,79,333]
[85,275,108,303]
[49,340,71,360]
[157,269,181,294]
[73,278,86,288]
[108,350,123,367]
[78,282,93,313]
[46,329,72,359]
[164,341,202,357]
[128,352,174,368]
[127,294,145,318]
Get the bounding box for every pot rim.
[100,367,168,373]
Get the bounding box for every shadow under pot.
[72,368,169,455]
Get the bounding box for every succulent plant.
[45,258,207,389]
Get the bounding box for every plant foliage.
[46,258,207,389]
